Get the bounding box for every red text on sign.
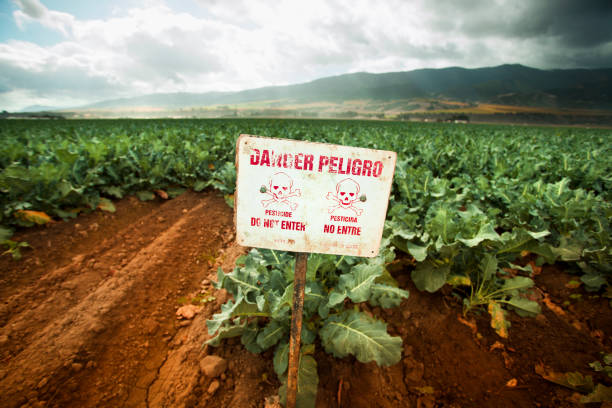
[248,149,383,178]
[265,209,292,217]
[281,221,305,231]
[250,149,314,171]
[250,217,305,231]
[323,224,361,236]
[317,156,383,177]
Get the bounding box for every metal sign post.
[286,252,307,408]
[234,134,396,408]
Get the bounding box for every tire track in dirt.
[0,191,234,408]
[144,241,260,408]
[1,199,177,362]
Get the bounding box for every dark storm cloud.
[453,0,612,46]
[298,0,612,70]
[513,0,612,47]
[510,0,612,68]
[542,48,612,70]
[449,0,612,68]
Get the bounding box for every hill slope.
[80,64,612,110]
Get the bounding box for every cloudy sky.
[1,0,611,111]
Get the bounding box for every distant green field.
[1,117,611,326]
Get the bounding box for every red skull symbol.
[261,172,301,210]
[269,173,292,199]
[326,178,363,215]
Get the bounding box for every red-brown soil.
[0,191,610,408]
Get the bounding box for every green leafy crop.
[206,247,408,407]
[1,118,610,357]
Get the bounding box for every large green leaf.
[301,325,316,345]
[241,321,263,353]
[279,353,319,408]
[306,253,336,281]
[426,205,459,244]
[206,298,241,336]
[262,267,287,295]
[479,253,498,281]
[256,320,288,350]
[580,273,607,291]
[459,223,501,247]
[411,261,449,293]
[552,237,583,261]
[405,241,428,261]
[206,296,263,335]
[500,276,535,296]
[206,320,245,346]
[368,284,409,308]
[215,259,264,305]
[327,289,347,308]
[273,341,289,377]
[497,229,551,255]
[505,297,541,317]
[304,282,329,318]
[269,283,292,320]
[320,310,402,366]
[329,260,384,305]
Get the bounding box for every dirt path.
[1,191,610,408]
[0,191,251,408]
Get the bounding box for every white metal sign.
[235,135,396,257]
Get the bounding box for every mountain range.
[19,64,612,113]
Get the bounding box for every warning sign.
[235,135,396,257]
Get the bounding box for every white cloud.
[13,0,75,36]
[0,0,610,110]
[13,0,45,19]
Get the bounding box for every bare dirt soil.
[1,191,610,408]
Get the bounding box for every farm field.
[0,118,611,407]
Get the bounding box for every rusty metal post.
[286,252,308,408]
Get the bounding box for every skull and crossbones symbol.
[261,172,301,210]
[326,178,364,215]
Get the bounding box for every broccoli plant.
[206,245,408,407]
